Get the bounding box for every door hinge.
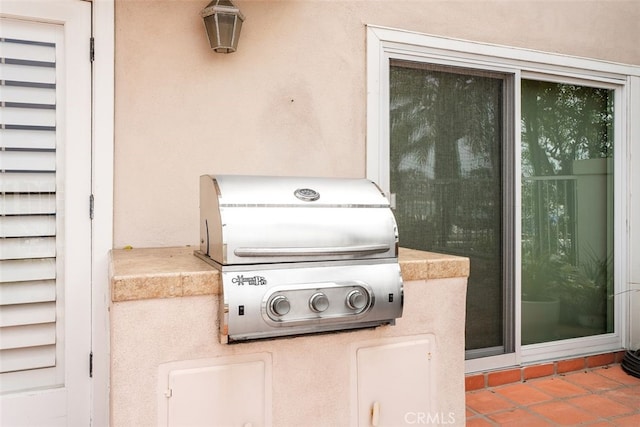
[89,194,95,219]
[89,352,93,378]
[90,37,95,62]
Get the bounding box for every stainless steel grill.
[196,175,403,343]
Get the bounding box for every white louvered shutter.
[0,36,61,391]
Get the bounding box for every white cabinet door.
[355,336,435,426]
[159,354,272,427]
[0,1,92,425]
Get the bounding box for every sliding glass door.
[389,60,616,359]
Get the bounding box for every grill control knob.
[309,292,329,313]
[270,295,291,316]
[346,289,368,310]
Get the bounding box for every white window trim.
[366,25,640,373]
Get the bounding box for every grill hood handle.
[233,244,390,258]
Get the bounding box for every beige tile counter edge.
[110,246,469,302]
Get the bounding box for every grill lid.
[199,175,399,266]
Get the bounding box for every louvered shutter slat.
[0,106,55,127]
[0,194,56,215]
[0,280,56,305]
[0,63,56,84]
[0,40,56,62]
[0,216,56,237]
[0,345,56,372]
[0,129,56,150]
[0,85,56,104]
[0,258,56,284]
[0,237,56,260]
[0,150,56,171]
[0,172,56,192]
[0,323,56,350]
[0,302,56,328]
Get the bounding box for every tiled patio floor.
[466,365,640,426]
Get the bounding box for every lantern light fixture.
[201,0,245,54]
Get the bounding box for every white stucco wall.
[114,0,640,248]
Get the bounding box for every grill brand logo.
[232,275,267,286]
[294,187,320,202]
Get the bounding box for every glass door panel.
[521,80,614,345]
[389,61,510,356]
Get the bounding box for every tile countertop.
[110,246,469,302]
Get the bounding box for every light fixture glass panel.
[215,13,238,53]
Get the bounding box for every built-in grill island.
[196,174,404,343]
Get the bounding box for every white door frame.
[90,0,115,425]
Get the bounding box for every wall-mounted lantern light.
[201,0,245,54]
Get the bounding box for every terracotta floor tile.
[494,382,554,406]
[466,416,496,426]
[528,376,589,398]
[612,413,640,426]
[595,365,640,386]
[563,370,627,392]
[488,408,555,426]
[529,400,599,425]
[602,387,640,410]
[466,390,515,415]
[566,394,635,418]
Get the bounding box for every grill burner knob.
[309,292,330,313]
[346,289,367,310]
[270,295,291,316]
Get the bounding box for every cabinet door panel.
[356,337,434,426]
[160,354,271,427]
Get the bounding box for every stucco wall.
[110,277,468,426]
[114,0,640,248]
